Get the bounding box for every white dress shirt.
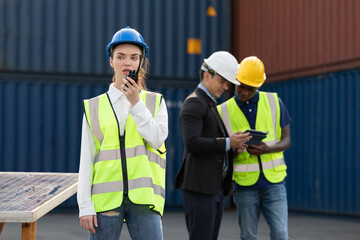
[77,84,168,217]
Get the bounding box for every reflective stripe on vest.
[218,92,286,186]
[220,93,280,144]
[95,146,166,169]
[88,97,104,146]
[266,92,279,141]
[87,92,159,145]
[84,90,166,215]
[220,102,232,137]
[145,92,159,118]
[92,177,165,198]
[233,157,285,172]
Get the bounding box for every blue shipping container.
[261,69,360,215]
[0,0,231,79]
[1,68,360,215]
[0,73,196,209]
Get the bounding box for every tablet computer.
[244,129,268,145]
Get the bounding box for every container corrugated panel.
[0,77,109,208]
[0,0,230,79]
[231,0,360,82]
[150,84,195,207]
[0,74,196,209]
[1,69,360,214]
[261,69,360,215]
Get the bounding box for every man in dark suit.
[175,51,251,240]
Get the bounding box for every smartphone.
[244,129,268,145]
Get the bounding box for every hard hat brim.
[237,73,266,88]
[237,80,262,88]
[225,77,240,85]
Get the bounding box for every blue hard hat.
[106,26,149,60]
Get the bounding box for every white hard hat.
[201,51,240,85]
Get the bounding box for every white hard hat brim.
[225,77,240,85]
[203,60,240,85]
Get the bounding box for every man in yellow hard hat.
[218,56,292,240]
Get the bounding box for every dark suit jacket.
[175,87,233,196]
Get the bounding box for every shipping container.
[261,69,360,215]
[231,0,360,82]
[0,0,231,79]
[1,0,359,216]
[0,73,196,209]
[1,68,360,215]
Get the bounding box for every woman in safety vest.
[77,26,168,240]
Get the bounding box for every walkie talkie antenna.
[135,55,142,75]
[125,55,142,86]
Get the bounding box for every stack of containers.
[0,0,232,209]
[231,0,360,215]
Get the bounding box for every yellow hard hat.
[236,56,266,88]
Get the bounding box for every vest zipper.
[258,156,263,172]
[119,134,128,195]
[106,93,129,196]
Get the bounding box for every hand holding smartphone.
[244,129,268,145]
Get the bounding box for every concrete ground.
[1,210,359,239]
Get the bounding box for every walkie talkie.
[125,55,142,87]
[126,70,138,84]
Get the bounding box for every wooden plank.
[21,222,37,240]
[0,222,5,235]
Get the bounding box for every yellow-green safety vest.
[218,91,287,186]
[83,91,166,215]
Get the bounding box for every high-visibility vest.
[83,91,166,215]
[218,92,287,186]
